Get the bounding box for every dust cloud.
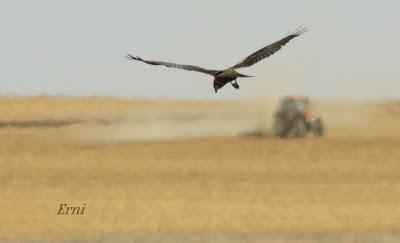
[78,98,400,142]
[80,101,273,142]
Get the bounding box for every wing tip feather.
[126,53,144,61]
[289,25,308,37]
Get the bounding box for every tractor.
[272,96,324,138]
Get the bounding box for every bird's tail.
[237,73,254,78]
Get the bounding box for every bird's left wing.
[230,26,307,69]
[126,54,219,76]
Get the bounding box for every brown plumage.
[127,26,307,93]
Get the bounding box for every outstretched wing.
[231,26,308,69]
[126,54,219,76]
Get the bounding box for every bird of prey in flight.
[126,26,307,93]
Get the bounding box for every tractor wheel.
[287,118,307,138]
[272,113,289,137]
[313,118,324,137]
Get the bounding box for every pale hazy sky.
[0,0,399,100]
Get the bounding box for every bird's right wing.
[231,26,308,69]
[126,54,219,76]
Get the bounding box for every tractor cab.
[279,96,311,117]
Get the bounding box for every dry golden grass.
[0,97,399,241]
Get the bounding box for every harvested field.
[0,97,399,242]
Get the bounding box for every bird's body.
[126,26,307,93]
[213,69,253,91]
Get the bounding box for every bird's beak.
[214,88,218,93]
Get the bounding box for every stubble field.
[0,97,399,242]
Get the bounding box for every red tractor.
[272,96,324,138]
